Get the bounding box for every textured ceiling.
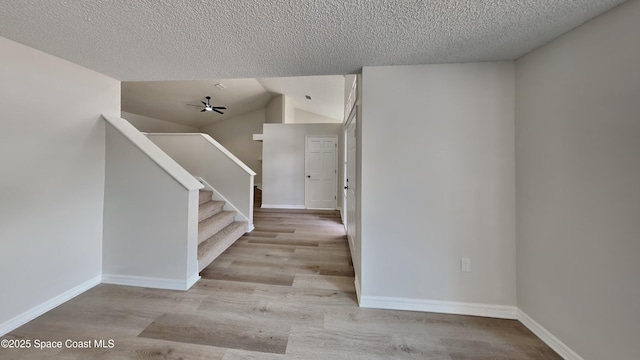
[0,0,627,81]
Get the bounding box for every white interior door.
[345,113,357,248]
[305,136,337,209]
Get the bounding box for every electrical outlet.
[461,258,471,273]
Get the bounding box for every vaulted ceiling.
[121,76,345,127]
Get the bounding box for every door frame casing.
[305,135,338,210]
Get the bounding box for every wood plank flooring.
[1,208,561,359]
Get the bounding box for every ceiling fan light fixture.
[188,95,227,114]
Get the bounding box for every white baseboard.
[0,275,101,337]
[186,273,201,290]
[102,274,196,291]
[359,296,517,320]
[354,275,361,304]
[517,309,583,360]
[261,204,306,209]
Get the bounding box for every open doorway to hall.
[121,75,347,212]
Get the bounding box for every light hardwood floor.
[1,208,561,359]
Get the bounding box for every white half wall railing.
[146,133,256,232]
[101,115,203,291]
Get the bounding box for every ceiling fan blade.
[212,106,227,110]
[201,109,206,112]
[201,101,207,106]
[213,109,225,115]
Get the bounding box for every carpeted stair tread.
[198,221,247,272]
[198,210,236,244]
[198,200,225,222]
[199,190,213,205]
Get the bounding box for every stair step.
[199,200,225,222]
[199,190,213,205]
[198,211,236,244]
[198,221,247,272]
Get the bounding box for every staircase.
[198,189,247,272]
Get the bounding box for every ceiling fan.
[187,96,226,114]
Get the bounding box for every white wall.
[147,133,255,231]
[515,1,640,358]
[262,123,342,208]
[103,124,200,289]
[293,108,342,124]
[0,36,119,332]
[355,75,364,298]
[122,111,199,133]
[360,63,516,313]
[201,109,264,184]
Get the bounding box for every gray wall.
[360,63,516,310]
[515,0,640,358]
[293,108,342,123]
[0,36,119,328]
[201,109,265,184]
[122,111,199,133]
[262,123,342,208]
[265,95,284,124]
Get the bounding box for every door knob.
[344,186,349,189]
[306,175,311,178]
